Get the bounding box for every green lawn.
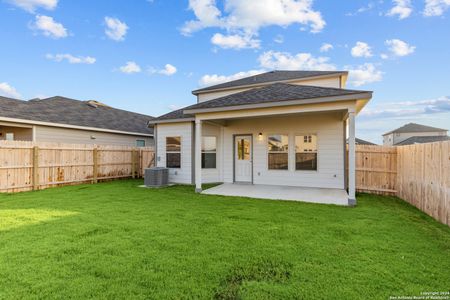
[0,180,449,299]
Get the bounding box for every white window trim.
[166,136,182,169]
[266,133,290,171]
[294,132,319,173]
[202,135,217,170]
[136,139,146,147]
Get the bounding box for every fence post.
[32,146,39,190]
[131,149,136,179]
[93,147,98,184]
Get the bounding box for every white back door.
[234,135,252,183]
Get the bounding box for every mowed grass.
[0,180,449,299]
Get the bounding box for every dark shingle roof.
[394,135,450,146]
[192,70,347,94]
[185,83,370,111]
[0,96,153,135]
[383,123,447,136]
[356,138,376,145]
[149,108,194,123]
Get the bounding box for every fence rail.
[0,141,154,193]
[1,140,448,226]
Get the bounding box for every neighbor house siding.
[155,122,193,184]
[221,112,345,189]
[35,125,153,147]
[197,76,342,103]
[384,131,448,146]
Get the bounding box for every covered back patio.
[202,183,349,205]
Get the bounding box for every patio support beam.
[348,110,356,206]
[195,119,202,193]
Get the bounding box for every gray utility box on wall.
[144,167,169,187]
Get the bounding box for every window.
[5,133,14,141]
[295,134,317,171]
[166,136,181,168]
[136,139,146,147]
[202,136,216,168]
[268,134,288,170]
[237,138,250,160]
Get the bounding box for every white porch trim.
[195,119,202,192]
[348,110,356,205]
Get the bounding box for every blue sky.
[0,0,449,143]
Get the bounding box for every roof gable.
[185,82,370,112]
[383,123,447,136]
[0,96,154,135]
[192,70,346,95]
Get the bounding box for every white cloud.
[319,43,333,52]
[7,0,57,13]
[211,33,260,49]
[119,61,141,74]
[351,41,373,58]
[386,0,413,19]
[181,0,325,49]
[149,64,178,76]
[46,54,96,64]
[199,69,265,86]
[31,15,67,39]
[274,34,284,44]
[360,96,450,119]
[168,104,183,111]
[104,17,128,41]
[424,0,450,16]
[385,39,415,57]
[346,2,376,16]
[0,82,21,98]
[346,63,383,86]
[258,50,336,71]
[159,64,177,76]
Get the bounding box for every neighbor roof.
[0,96,154,135]
[394,135,450,146]
[192,70,347,95]
[148,108,194,124]
[185,82,371,112]
[383,123,447,136]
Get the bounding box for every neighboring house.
[149,70,373,205]
[0,96,154,147]
[347,138,376,145]
[382,123,448,146]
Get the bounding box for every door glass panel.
[237,138,250,160]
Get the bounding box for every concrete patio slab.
[202,183,349,206]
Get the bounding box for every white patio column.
[348,110,356,205]
[195,119,202,193]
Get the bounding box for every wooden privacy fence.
[0,141,154,193]
[355,142,450,226]
[355,145,398,195]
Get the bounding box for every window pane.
[295,135,317,170]
[202,137,216,152]
[268,153,288,170]
[136,140,145,147]
[268,135,288,152]
[295,135,317,152]
[202,153,216,168]
[166,153,181,168]
[166,137,181,152]
[237,138,250,160]
[296,153,317,170]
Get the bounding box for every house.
[0,96,154,147]
[347,137,376,145]
[382,123,448,146]
[149,70,373,205]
